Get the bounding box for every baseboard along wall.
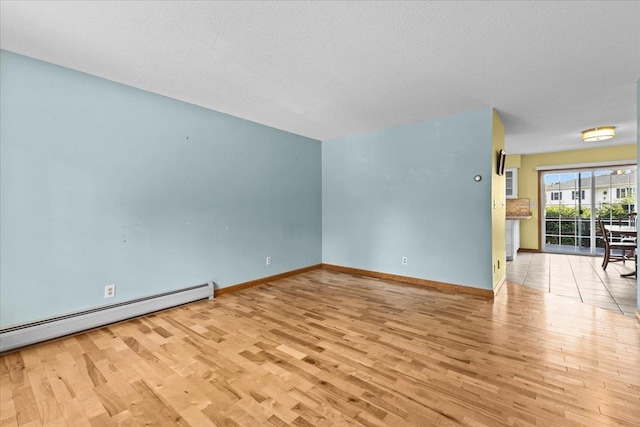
[320,264,496,298]
[214,264,322,297]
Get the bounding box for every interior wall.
[491,110,506,287]
[322,108,497,291]
[512,144,637,251]
[0,50,322,327]
[505,154,521,169]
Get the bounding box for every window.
[551,192,562,201]
[616,187,634,198]
[571,190,585,200]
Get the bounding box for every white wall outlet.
[266,256,271,265]
[104,284,116,299]
[402,257,408,265]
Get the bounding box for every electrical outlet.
[266,256,271,265]
[402,257,408,265]
[104,284,115,299]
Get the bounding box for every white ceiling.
[1,1,638,155]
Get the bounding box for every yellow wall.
[491,110,506,287]
[505,154,521,169]
[509,144,637,250]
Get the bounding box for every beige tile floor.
[507,252,638,317]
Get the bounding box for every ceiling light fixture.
[582,126,615,142]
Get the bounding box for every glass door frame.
[540,164,637,255]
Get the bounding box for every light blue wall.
[322,109,495,290]
[0,50,322,327]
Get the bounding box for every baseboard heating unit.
[0,282,214,353]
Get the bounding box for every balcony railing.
[544,216,635,248]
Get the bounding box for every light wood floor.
[1,269,639,426]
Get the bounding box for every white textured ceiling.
[1,1,639,154]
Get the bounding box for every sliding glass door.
[542,166,636,255]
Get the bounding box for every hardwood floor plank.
[58,398,91,427]
[1,270,639,426]
[12,386,40,425]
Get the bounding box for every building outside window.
[551,192,562,201]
